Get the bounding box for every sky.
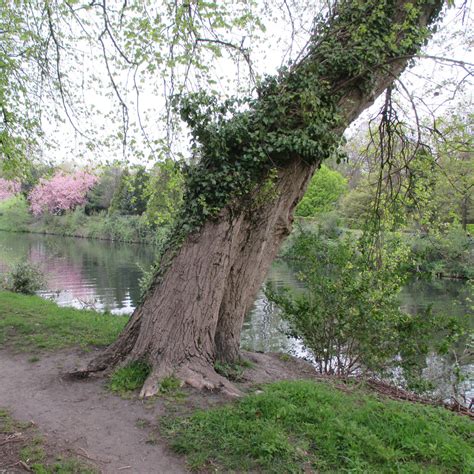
[36,0,473,169]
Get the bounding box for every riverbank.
[1,196,472,280]
[0,291,472,472]
[0,196,160,244]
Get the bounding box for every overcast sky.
[39,0,473,169]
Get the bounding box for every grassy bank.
[0,196,160,244]
[0,291,127,352]
[163,379,474,473]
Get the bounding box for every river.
[0,230,472,400]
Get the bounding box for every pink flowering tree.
[0,179,21,201]
[29,171,98,216]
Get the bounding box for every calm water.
[0,230,472,399]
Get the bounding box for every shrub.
[3,261,45,295]
[0,195,31,231]
[407,226,473,279]
[268,229,465,389]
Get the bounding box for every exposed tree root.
[140,359,243,398]
[68,345,244,398]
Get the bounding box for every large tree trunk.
[214,159,318,363]
[82,0,444,396]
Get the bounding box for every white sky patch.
[37,0,473,168]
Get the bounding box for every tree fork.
[80,0,444,396]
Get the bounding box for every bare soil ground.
[0,348,187,473]
[0,348,316,473]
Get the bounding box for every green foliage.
[169,0,439,241]
[0,3,43,176]
[145,159,184,228]
[295,165,347,217]
[2,261,45,295]
[109,167,150,216]
[0,291,127,351]
[27,211,156,244]
[0,195,31,231]
[87,213,151,243]
[108,361,151,394]
[339,106,473,233]
[270,228,409,376]
[163,380,474,473]
[85,167,122,214]
[271,228,465,386]
[339,181,374,229]
[430,109,473,230]
[407,226,474,279]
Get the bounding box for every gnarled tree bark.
[81,0,444,396]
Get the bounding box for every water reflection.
[0,231,155,313]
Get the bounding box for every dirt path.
[0,349,187,473]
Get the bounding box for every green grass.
[0,291,127,351]
[108,363,184,399]
[159,375,182,394]
[162,380,474,473]
[32,458,97,474]
[108,361,151,394]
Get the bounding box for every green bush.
[145,159,184,229]
[295,165,347,217]
[0,195,31,232]
[407,226,473,279]
[270,229,465,387]
[2,261,45,295]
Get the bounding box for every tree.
[109,169,133,215]
[75,0,446,397]
[295,165,347,217]
[431,110,474,231]
[29,170,97,216]
[0,3,44,176]
[145,159,184,229]
[0,178,20,201]
[85,167,122,215]
[109,167,150,216]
